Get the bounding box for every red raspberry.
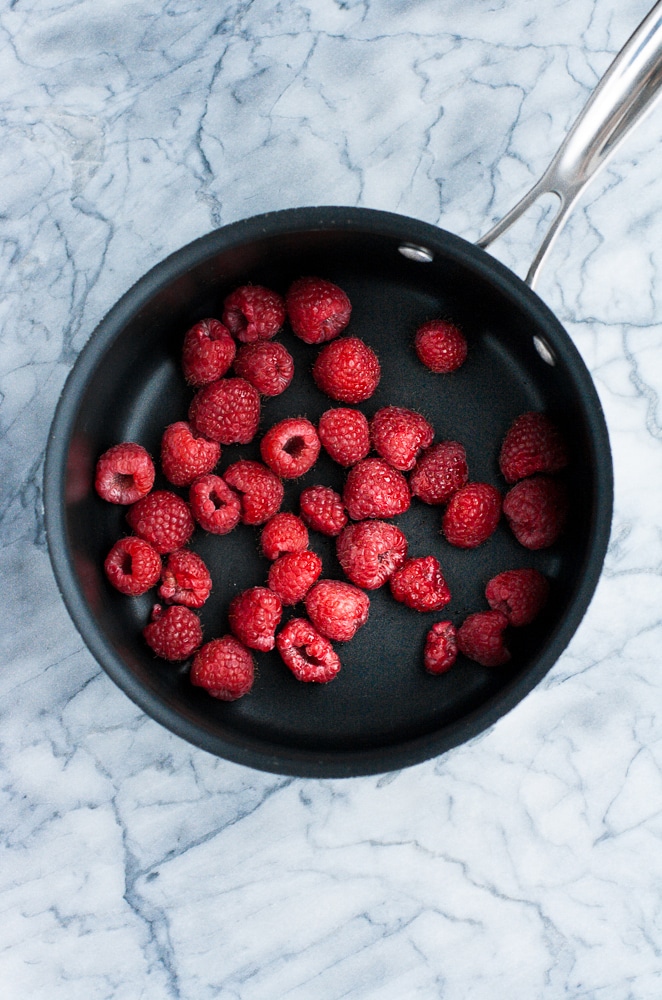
[233,341,294,396]
[313,337,381,403]
[389,555,451,612]
[343,458,411,520]
[457,610,510,667]
[276,617,341,683]
[188,377,260,445]
[318,407,370,467]
[260,417,321,479]
[424,621,457,674]
[95,442,155,505]
[409,441,468,505]
[299,485,348,537]
[499,412,568,484]
[286,277,352,344]
[190,636,254,701]
[160,421,221,487]
[126,490,195,553]
[414,319,467,373]
[228,586,283,651]
[442,482,501,549]
[260,513,309,560]
[485,568,549,626]
[223,460,284,525]
[189,474,241,535]
[182,318,236,387]
[305,579,370,642]
[336,520,408,589]
[143,604,203,661]
[503,476,568,549]
[370,406,434,472]
[104,536,161,595]
[222,284,285,343]
[268,550,323,605]
[158,549,212,609]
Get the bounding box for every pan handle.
[476,1,662,289]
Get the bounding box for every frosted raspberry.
[299,485,348,537]
[228,586,283,651]
[104,536,161,596]
[260,513,309,561]
[222,284,285,343]
[126,490,195,554]
[286,276,352,344]
[343,458,410,520]
[389,556,451,612]
[189,474,241,535]
[190,636,254,701]
[336,520,408,589]
[457,610,511,667]
[223,460,284,525]
[276,618,341,683]
[143,604,203,661]
[268,550,323,605]
[158,549,212,609]
[424,621,457,674]
[188,377,260,445]
[233,340,294,396]
[485,568,549,626]
[305,580,370,642]
[370,406,434,472]
[415,319,467,373]
[182,318,236,387]
[409,441,468,505]
[499,412,568,484]
[260,417,321,479]
[503,476,568,549]
[95,442,155,505]
[160,421,221,487]
[313,336,381,403]
[318,407,370,467]
[442,482,501,549]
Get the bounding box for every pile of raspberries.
[95,277,569,701]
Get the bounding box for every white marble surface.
[3,1,662,996]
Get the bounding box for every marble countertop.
[4,1,662,996]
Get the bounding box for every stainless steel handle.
[476,1,662,288]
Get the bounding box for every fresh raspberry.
[260,417,321,479]
[126,490,195,553]
[190,636,254,701]
[409,441,469,505]
[188,377,260,445]
[336,520,408,589]
[158,549,212,608]
[233,341,294,396]
[143,604,203,661]
[343,458,411,520]
[222,284,285,343]
[189,474,241,535]
[370,406,434,472]
[485,568,549,626]
[414,319,467,373]
[305,579,370,642]
[223,460,284,525]
[160,421,221,487]
[503,476,568,549]
[276,617,341,683]
[457,610,510,667]
[499,412,568,484]
[95,442,155,505]
[286,276,352,344]
[268,550,323,605]
[228,586,283,651]
[260,512,309,560]
[104,536,161,595]
[299,485,348,536]
[424,621,457,674]
[313,337,381,403]
[318,407,370,467]
[182,318,236,387]
[389,556,451,612]
[442,482,501,549]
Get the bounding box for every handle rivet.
[533,335,556,366]
[398,244,434,263]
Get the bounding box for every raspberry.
[188,377,260,445]
[104,536,161,595]
[299,485,348,537]
[318,407,370,467]
[424,621,457,674]
[286,276,352,344]
[442,482,501,549]
[182,318,236,387]
[499,412,568,484]
[485,568,549,626]
[222,284,285,343]
[336,520,408,589]
[370,406,434,472]
[189,474,241,535]
[268,550,323,605]
[260,417,321,479]
[190,636,254,701]
[95,442,155,505]
[160,421,221,487]
[233,341,294,396]
[389,556,451,612]
[158,549,212,608]
[313,337,380,403]
[414,319,467,373]
[343,458,410,520]
[457,610,510,667]
[305,579,370,642]
[126,490,195,553]
[409,441,469,505]
[223,460,284,525]
[228,586,283,651]
[143,604,203,661]
[503,476,568,549]
[276,617,341,683]
[260,513,309,561]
